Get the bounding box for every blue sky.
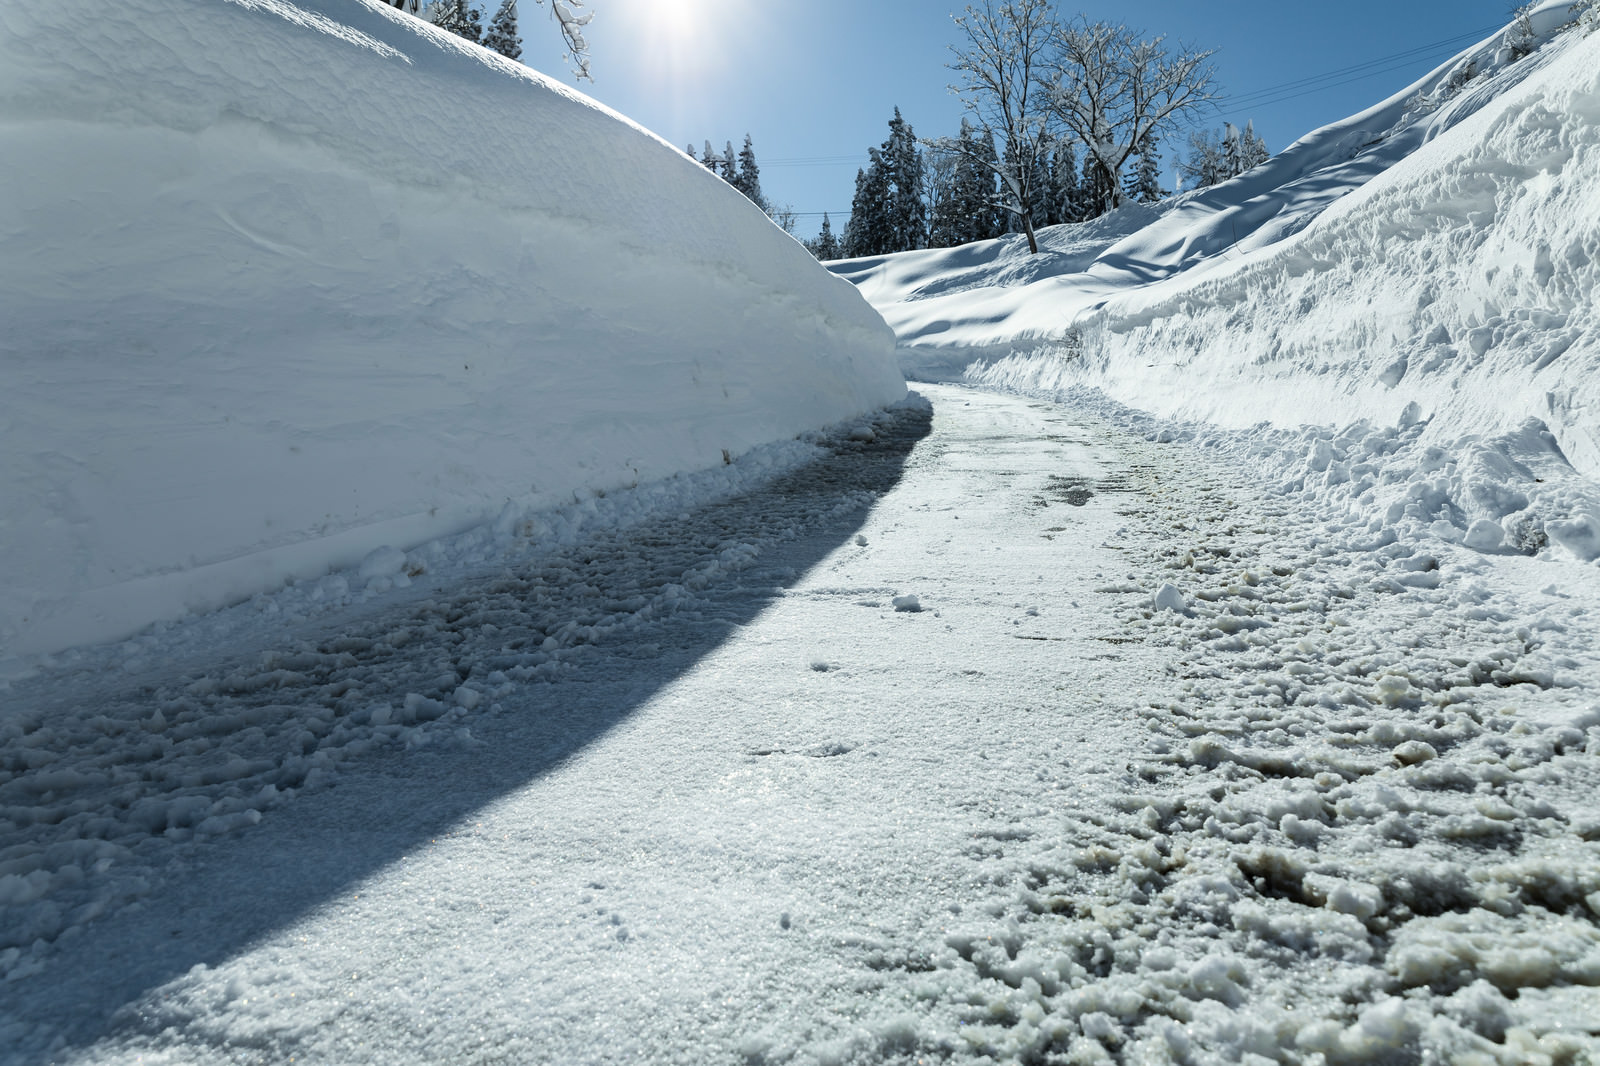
[566,0,1518,238]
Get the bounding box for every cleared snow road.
[5,386,1599,1065]
[3,386,1178,1062]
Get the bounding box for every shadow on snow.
[2,401,933,1061]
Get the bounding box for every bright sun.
[612,0,742,80]
[637,0,706,44]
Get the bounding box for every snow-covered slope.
[0,0,904,669]
[838,3,1600,564]
[836,3,1585,358]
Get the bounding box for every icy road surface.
[4,387,1598,1065]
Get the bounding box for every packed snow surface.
[0,0,903,669]
[3,387,1597,1065]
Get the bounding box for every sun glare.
[615,0,760,82]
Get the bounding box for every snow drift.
[0,0,904,667]
[837,3,1600,561]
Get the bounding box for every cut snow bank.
[838,4,1600,563]
[987,17,1600,475]
[0,0,904,667]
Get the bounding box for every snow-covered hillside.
[0,0,903,671]
[836,1,1600,576]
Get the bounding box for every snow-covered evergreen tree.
[1078,150,1114,219]
[1179,120,1268,190]
[482,0,522,60]
[1506,4,1538,58]
[430,0,482,43]
[721,141,738,183]
[809,213,841,260]
[732,134,770,213]
[927,119,1006,248]
[843,155,895,258]
[1123,130,1164,204]
[701,140,719,176]
[885,109,927,252]
[1239,120,1270,173]
[1047,136,1082,224]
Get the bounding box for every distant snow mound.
[0,0,904,665]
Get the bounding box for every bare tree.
[943,0,1059,253]
[536,0,593,80]
[920,140,960,244]
[1046,19,1217,214]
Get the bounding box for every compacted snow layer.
[0,0,903,667]
[4,388,1596,1064]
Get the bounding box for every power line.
[762,155,862,168]
[1224,23,1503,112]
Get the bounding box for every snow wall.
[0,0,905,665]
[993,13,1600,477]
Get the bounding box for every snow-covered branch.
[1046,18,1217,214]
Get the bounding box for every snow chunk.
[1545,514,1600,561]
[1153,583,1188,613]
[357,546,407,581]
[892,594,922,613]
[1464,519,1506,552]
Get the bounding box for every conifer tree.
[1222,122,1243,182]
[1079,151,1113,220]
[430,0,482,43]
[843,154,894,258]
[721,141,738,182]
[929,122,978,248]
[1239,120,1269,173]
[1049,137,1081,224]
[1123,130,1164,204]
[701,141,719,176]
[733,134,770,213]
[811,213,841,260]
[885,109,927,251]
[482,0,522,60]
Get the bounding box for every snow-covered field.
[4,0,1599,1063]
